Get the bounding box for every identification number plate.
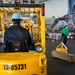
[3,64,26,70]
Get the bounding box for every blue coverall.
[3,25,34,52]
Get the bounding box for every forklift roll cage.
[0,4,46,53]
[0,4,45,14]
[0,3,47,75]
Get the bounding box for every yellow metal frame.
[56,42,68,53]
[0,4,47,75]
[0,12,5,36]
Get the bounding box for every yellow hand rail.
[39,54,47,67]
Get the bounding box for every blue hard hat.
[12,13,22,20]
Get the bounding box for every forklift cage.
[0,3,46,53]
[0,4,47,75]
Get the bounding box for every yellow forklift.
[0,4,47,75]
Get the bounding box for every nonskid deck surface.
[46,39,75,75]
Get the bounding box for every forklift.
[0,3,47,75]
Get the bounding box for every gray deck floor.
[46,39,75,75]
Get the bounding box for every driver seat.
[6,40,29,52]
